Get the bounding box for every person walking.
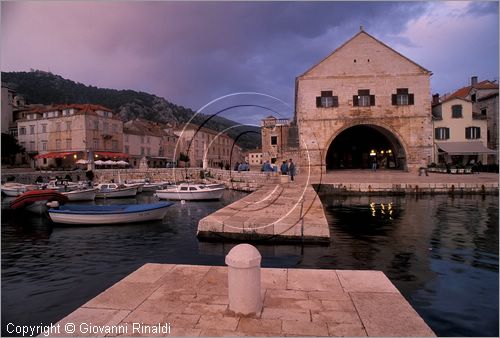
[371,156,377,172]
[289,159,296,182]
[280,161,288,175]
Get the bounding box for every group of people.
[261,158,296,181]
[234,161,250,172]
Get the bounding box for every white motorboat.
[42,179,84,192]
[47,202,174,225]
[1,183,39,197]
[155,183,225,201]
[123,182,144,193]
[94,183,138,199]
[61,188,97,201]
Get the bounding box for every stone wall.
[1,167,279,191]
[295,30,433,174]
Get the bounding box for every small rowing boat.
[47,202,174,225]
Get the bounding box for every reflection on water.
[1,193,498,337]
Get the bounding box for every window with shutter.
[435,127,450,140]
[392,88,414,106]
[452,105,463,118]
[316,91,338,108]
[354,89,374,107]
[465,127,481,139]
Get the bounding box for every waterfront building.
[261,116,299,166]
[432,95,493,165]
[295,28,433,173]
[174,123,243,168]
[16,104,126,169]
[1,83,15,133]
[244,148,263,168]
[443,77,499,164]
[123,119,178,168]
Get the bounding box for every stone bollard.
[225,244,262,315]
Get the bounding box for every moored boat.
[155,183,225,201]
[9,189,68,212]
[1,183,39,197]
[47,202,174,225]
[123,182,144,193]
[61,188,97,201]
[142,182,169,192]
[94,183,138,199]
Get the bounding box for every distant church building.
[294,28,433,173]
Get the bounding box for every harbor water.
[1,191,498,336]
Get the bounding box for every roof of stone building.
[174,123,233,139]
[300,29,431,78]
[123,118,166,137]
[24,103,120,120]
[450,80,499,99]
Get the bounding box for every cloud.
[1,1,498,124]
[392,1,499,95]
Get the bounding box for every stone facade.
[261,116,299,166]
[295,29,433,173]
[123,119,178,168]
[16,104,124,168]
[174,123,244,169]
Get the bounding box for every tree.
[1,133,25,165]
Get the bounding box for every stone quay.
[46,262,435,337]
[197,182,330,243]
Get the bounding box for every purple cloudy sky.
[1,1,498,124]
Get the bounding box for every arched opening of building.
[326,125,406,170]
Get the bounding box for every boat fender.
[46,201,60,208]
[181,200,186,205]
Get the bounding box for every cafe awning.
[94,151,129,159]
[436,142,496,155]
[35,151,77,159]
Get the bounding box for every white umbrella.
[94,160,105,165]
[116,160,129,166]
[76,159,89,164]
[103,160,117,165]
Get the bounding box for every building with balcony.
[16,104,126,168]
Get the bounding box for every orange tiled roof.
[28,103,114,115]
[449,80,499,99]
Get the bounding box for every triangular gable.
[300,29,431,78]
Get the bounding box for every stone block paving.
[198,183,330,241]
[47,263,435,337]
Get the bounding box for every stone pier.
[47,263,435,337]
[197,183,330,242]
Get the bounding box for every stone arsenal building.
[295,28,433,174]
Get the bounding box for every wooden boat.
[61,188,97,201]
[9,189,68,212]
[47,202,174,225]
[155,183,225,201]
[1,183,39,197]
[94,183,138,199]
